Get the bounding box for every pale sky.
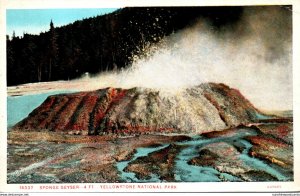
[6,8,119,37]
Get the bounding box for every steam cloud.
[83,6,292,111]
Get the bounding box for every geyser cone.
[14,83,264,135]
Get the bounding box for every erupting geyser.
[7,6,294,184]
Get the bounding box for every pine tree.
[48,20,58,80]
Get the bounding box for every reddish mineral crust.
[14,83,263,135]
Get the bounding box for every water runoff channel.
[116,127,289,182]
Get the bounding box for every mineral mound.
[14,83,264,135]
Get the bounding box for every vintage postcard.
[0,0,299,194]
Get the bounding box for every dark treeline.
[7,7,243,86]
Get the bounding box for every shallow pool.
[115,128,290,182]
[7,90,76,128]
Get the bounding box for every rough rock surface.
[8,124,293,183]
[7,131,189,183]
[14,83,262,135]
[246,135,293,170]
[192,123,293,181]
[124,143,183,181]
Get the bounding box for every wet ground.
[7,123,293,183]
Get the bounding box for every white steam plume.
[82,6,292,111]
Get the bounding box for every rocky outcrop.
[188,141,282,181]
[198,124,293,181]
[14,83,264,135]
[124,144,184,181]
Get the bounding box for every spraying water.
[77,6,292,111]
